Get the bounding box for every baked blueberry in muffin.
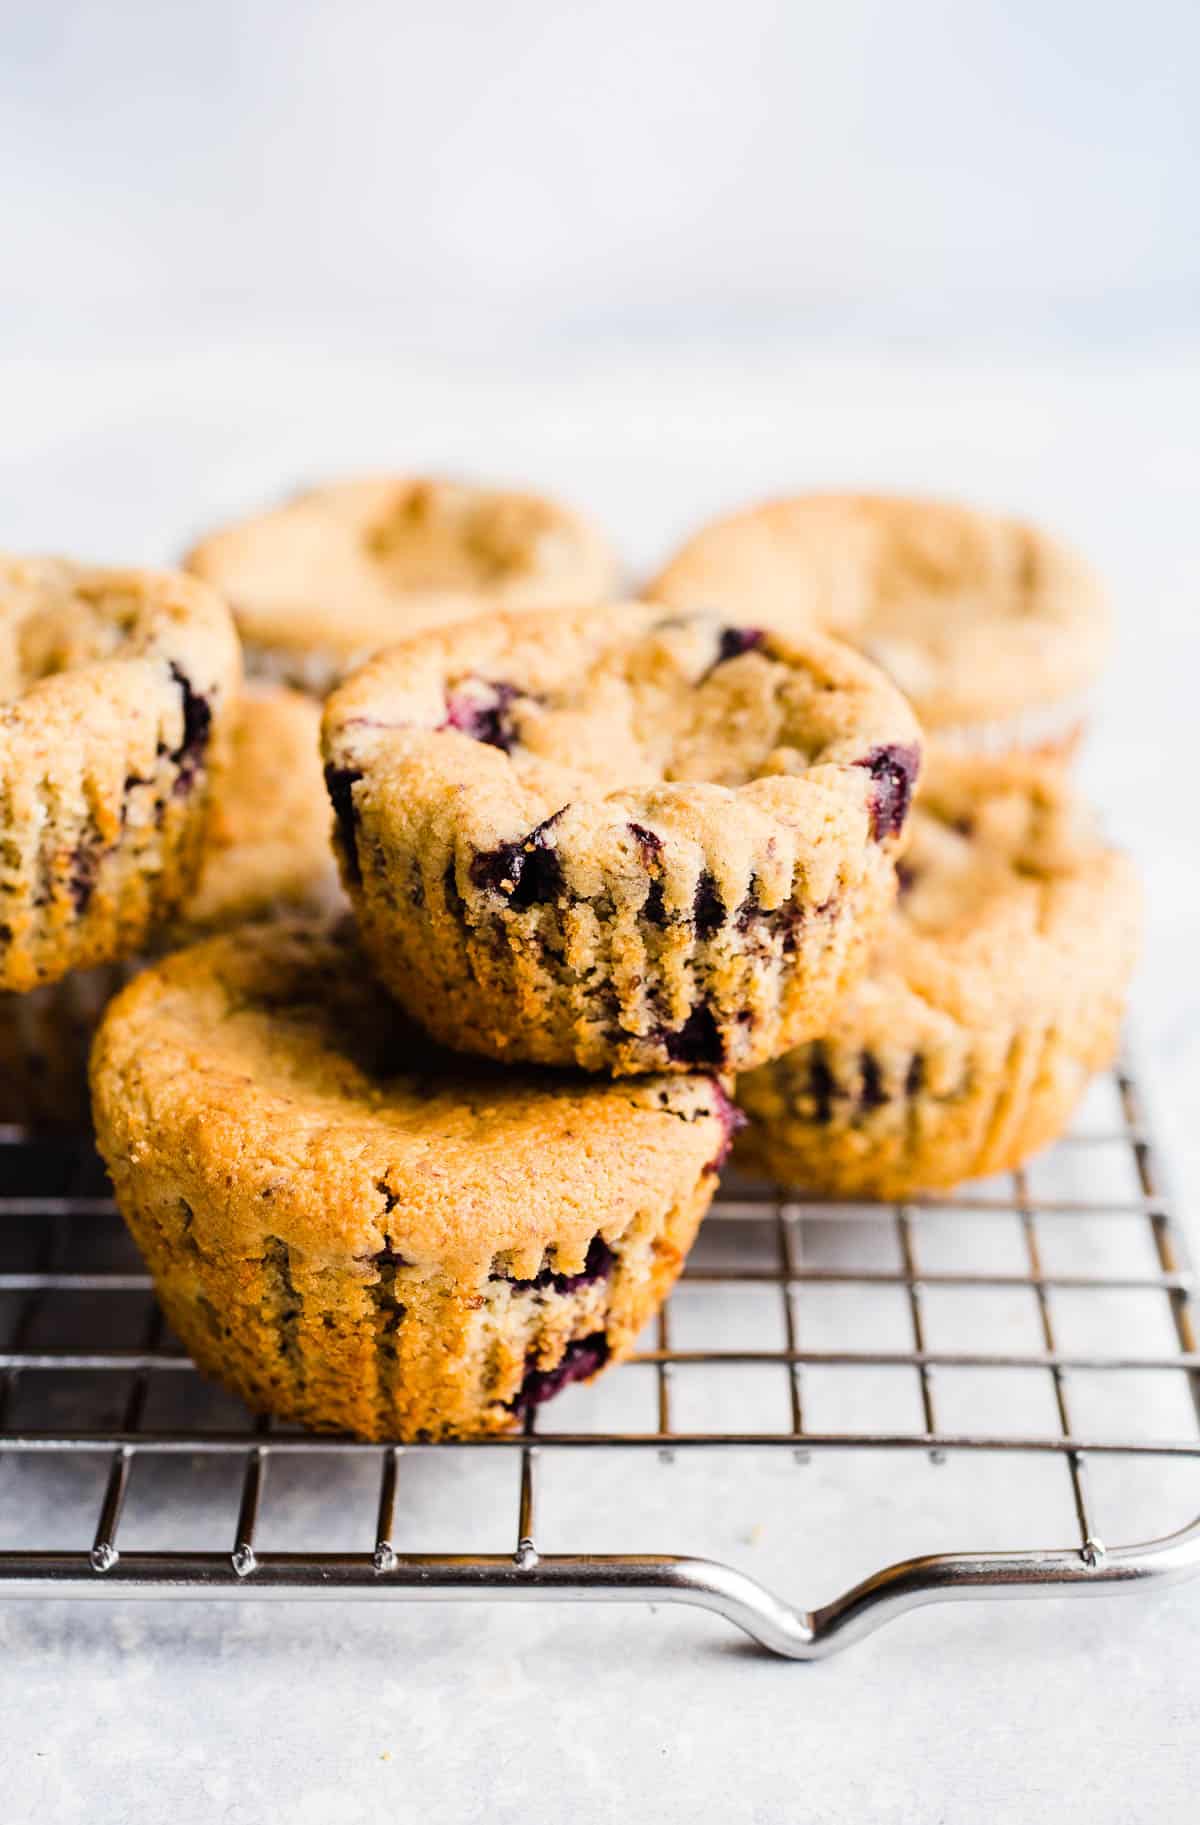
[0,683,340,1129]
[322,601,922,1077]
[0,556,240,993]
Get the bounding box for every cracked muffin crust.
[184,474,620,694]
[90,919,734,1440]
[734,750,1141,1198]
[322,601,922,1077]
[0,556,241,994]
[648,493,1110,757]
[0,683,341,1129]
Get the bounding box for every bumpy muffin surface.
[90,919,733,1439]
[322,602,922,1077]
[649,493,1110,752]
[0,557,241,991]
[185,475,620,692]
[735,750,1141,1197]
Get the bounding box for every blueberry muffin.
[649,493,1110,759]
[0,684,340,1129]
[735,751,1141,1197]
[0,556,241,993]
[184,475,620,694]
[90,919,735,1440]
[322,601,921,1077]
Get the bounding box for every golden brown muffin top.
[185,475,620,675]
[323,600,923,928]
[830,747,1140,1041]
[0,556,239,712]
[648,493,1110,734]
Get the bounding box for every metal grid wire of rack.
[2,1055,1200,1659]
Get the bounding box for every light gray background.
[2,7,1199,1822]
[2,0,1198,357]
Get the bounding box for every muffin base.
[113,1171,714,1440]
[734,1007,1126,1200]
[347,823,899,1077]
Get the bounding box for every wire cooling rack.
[1,1055,1199,1659]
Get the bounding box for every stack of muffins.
[1,479,1139,1441]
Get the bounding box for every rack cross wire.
[1,1057,1199,1659]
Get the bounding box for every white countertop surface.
[1,345,1198,1824]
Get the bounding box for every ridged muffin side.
[0,558,241,992]
[90,919,734,1439]
[322,602,921,1076]
[0,684,339,1128]
[735,752,1141,1197]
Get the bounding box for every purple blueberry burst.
[625,824,668,924]
[168,663,213,797]
[715,625,766,666]
[370,1241,410,1270]
[324,764,364,883]
[642,877,668,925]
[441,678,526,753]
[627,821,663,861]
[698,624,767,682]
[470,808,567,909]
[660,1002,725,1068]
[692,870,726,939]
[734,880,761,932]
[735,884,807,954]
[854,743,921,842]
[511,1332,610,1416]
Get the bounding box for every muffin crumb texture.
[649,492,1110,749]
